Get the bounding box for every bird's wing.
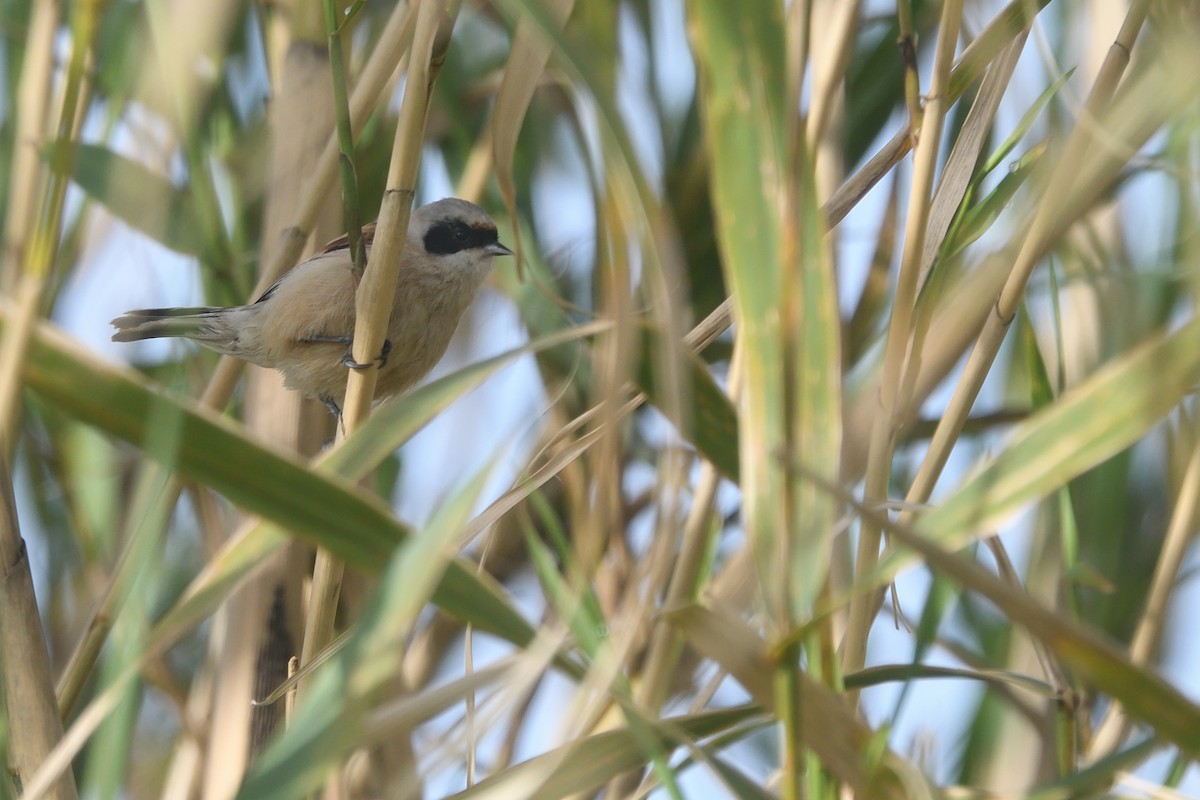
[254,224,378,305]
[317,222,377,255]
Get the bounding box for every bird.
[111,197,512,417]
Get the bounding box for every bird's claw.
[319,394,343,419]
[341,338,392,371]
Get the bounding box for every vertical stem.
[775,641,805,800]
[298,0,458,700]
[842,0,964,701]
[0,0,99,453]
[2,0,59,292]
[781,2,814,796]
[897,0,922,142]
[324,0,367,276]
[197,0,417,416]
[1,453,80,800]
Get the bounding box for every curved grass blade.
[42,140,222,262]
[18,311,400,568]
[445,707,761,800]
[911,315,1200,552]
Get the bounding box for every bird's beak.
[485,242,514,257]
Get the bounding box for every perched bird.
[112,198,512,416]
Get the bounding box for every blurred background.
[2,0,1200,798]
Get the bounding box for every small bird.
[112,197,512,417]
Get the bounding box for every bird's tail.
[110,307,231,344]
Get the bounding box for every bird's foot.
[299,334,391,371]
[318,393,345,442]
[319,394,343,419]
[341,338,391,370]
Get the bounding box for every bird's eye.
[425,219,486,254]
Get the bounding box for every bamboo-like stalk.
[842,0,964,699]
[198,0,418,414]
[297,8,458,788]
[0,0,98,453]
[890,35,1028,507]
[1,453,78,800]
[327,0,454,431]
[897,0,922,142]
[297,0,459,699]
[0,0,58,294]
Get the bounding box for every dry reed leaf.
[918,33,1027,287]
[491,0,576,278]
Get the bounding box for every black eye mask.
[423,218,500,255]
